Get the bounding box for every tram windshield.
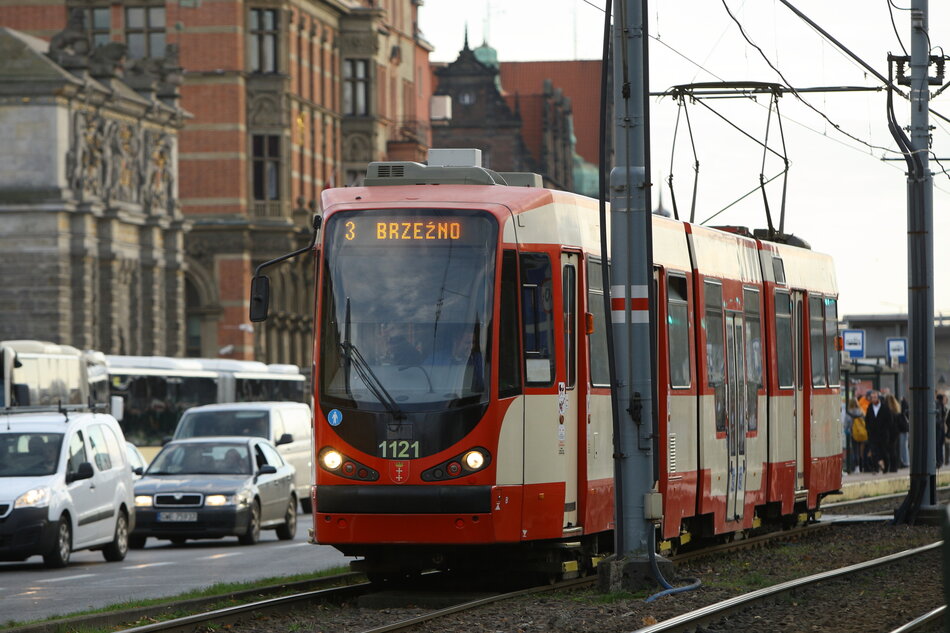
[320,210,497,413]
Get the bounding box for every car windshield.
[176,411,269,439]
[148,443,251,475]
[319,209,496,412]
[0,433,64,477]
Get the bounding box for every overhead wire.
[722,0,902,156]
[886,0,909,56]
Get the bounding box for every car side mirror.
[132,466,144,476]
[67,462,95,483]
[276,433,293,446]
[249,275,271,322]
[258,464,278,476]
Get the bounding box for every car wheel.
[128,535,147,549]
[102,512,129,562]
[299,497,312,514]
[275,497,297,540]
[43,518,72,568]
[238,500,261,545]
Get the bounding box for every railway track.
[104,575,595,633]
[632,541,943,633]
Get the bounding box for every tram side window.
[809,296,827,387]
[521,253,555,385]
[667,274,690,388]
[587,259,610,387]
[774,292,794,388]
[824,298,839,386]
[743,288,762,432]
[499,251,522,398]
[704,281,726,433]
[563,264,576,389]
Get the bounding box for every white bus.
[104,356,308,451]
[0,340,90,408]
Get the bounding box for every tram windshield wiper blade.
[339,341,405,420]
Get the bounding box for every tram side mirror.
[249,275,271,322]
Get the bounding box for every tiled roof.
[499,60,603,165]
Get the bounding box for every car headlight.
[205,494,233,506]
[15,487,51,508]
[134,495,153,507]
[206,491,250,507]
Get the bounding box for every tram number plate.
[158,511,197,522]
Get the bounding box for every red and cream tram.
[271,151,840,578]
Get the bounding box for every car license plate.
[158,511,197,522]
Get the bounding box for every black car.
[130,437,297,547]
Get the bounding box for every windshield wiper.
[341,298,405,420]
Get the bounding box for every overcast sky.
[418,0,950,318]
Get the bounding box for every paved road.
[0,527,353,623]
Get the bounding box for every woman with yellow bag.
[843,397,867,474]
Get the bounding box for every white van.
[172,402,313,512]
[0,410,135,567]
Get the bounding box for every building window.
[125,7,165,59]
[250,8,279,73]
[84,8,111,48]
[343,59,369,116]
[252,135,281,201]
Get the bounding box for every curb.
[828,471,950,502]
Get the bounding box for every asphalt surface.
[0,524,352,624]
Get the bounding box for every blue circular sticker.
[327,409,343,427]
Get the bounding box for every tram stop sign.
[887,337,907,364]
[842,329,865,359]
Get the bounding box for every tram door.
[793,291,805,492]
[560,252,580,528]
[725,312,747,521]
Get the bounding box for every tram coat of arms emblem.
[389,460,409,483]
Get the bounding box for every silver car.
[130,437,296,548]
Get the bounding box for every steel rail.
[888,605,945,633]
[0,573,365,633]
[115,581,374,633]
[632,541,942,633]
[670,521,830,564]
[355,576,596,633]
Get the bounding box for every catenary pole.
[600,0,664,591]
[908,0,938,512]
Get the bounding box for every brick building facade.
[432,38,607,194]
[0,22,187,354]
[0,0,432,366]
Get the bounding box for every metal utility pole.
[598,0,670,592]
[900,0,939,521]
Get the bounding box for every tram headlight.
[463,450,485,471]
[320,448,343,471]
